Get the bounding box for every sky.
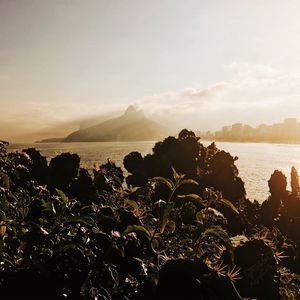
[1,0,300,142]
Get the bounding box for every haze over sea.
[8,141,300,203]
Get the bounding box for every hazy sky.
[1,0,300,142]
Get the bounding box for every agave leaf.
[124,199,138,212]
[220,198,239,214]
[152,177,174,190]
[178,179,199,187]
[56,189,69,204]
[123,225,151,240]
[161,202,174,234]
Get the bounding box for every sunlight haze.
[1,0,300,142]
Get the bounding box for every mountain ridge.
[62,106,168,142]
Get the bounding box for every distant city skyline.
[200,118,300,143]
[2,0,300,142]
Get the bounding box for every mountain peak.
[125,105,136,114]
[124,105,144,118]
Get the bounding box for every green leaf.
[55,189,69,204]
[55,242,78,254]
[108,265,119,288]
[39,198,53,213]
[0,210,6,221]
[0,195,8,213]
[152,177,174,190]
[151,236,166,253]
[178,179,199,187]
[220,198,239,214]
[161,202,174,234]
[64,215,95,227]
[196,211,204,223]
[130,186,140,193]
[177,194,204,205]
[80,275,90,296]
[124,199,138,212]
[123,225,151,240]
[166,220,176,233]
[177,193,200,199]
[172,166,184,181]
[0,172,9,189]
[0,239,4,257]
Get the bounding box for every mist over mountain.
[63,106,169,142]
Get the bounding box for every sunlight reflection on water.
[8,141,300,203]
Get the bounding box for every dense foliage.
[0,130,300,299]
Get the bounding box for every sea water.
[8,141,300,203]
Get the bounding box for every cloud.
[135,62,300,130]
[3,62,300,142]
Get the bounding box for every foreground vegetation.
[0,130,300,299]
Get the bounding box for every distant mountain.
[63,106,169,142]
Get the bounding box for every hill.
[63,106,168,142]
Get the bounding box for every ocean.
[8,141,300,203]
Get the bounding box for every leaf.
[207,207,225,219]
[39,226,49,235]
[39,198,53,213]
[220,198,239,214]
[130,186,140,193]
[80,275,90,296]
[177,194,204,205]
[108,265,119,288]
[151,236,166,253]
[177,193,200,199]
[0,194,8,213]
[0,209,6,221]
[0,172,9,189]
[124,199,138,212]
[152,177,174,190]
[178,179,199,187]
[166,220,176,233]
[55,242,78,254]
[203,226,234,260]
[172,166,184,181]
[64,215,95,227]
[0,221,6,237]
[0,239,4,257]
[56,189,69,204]
[161,202,174,234]
[196,211,204,223]
[123,225,151,240]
